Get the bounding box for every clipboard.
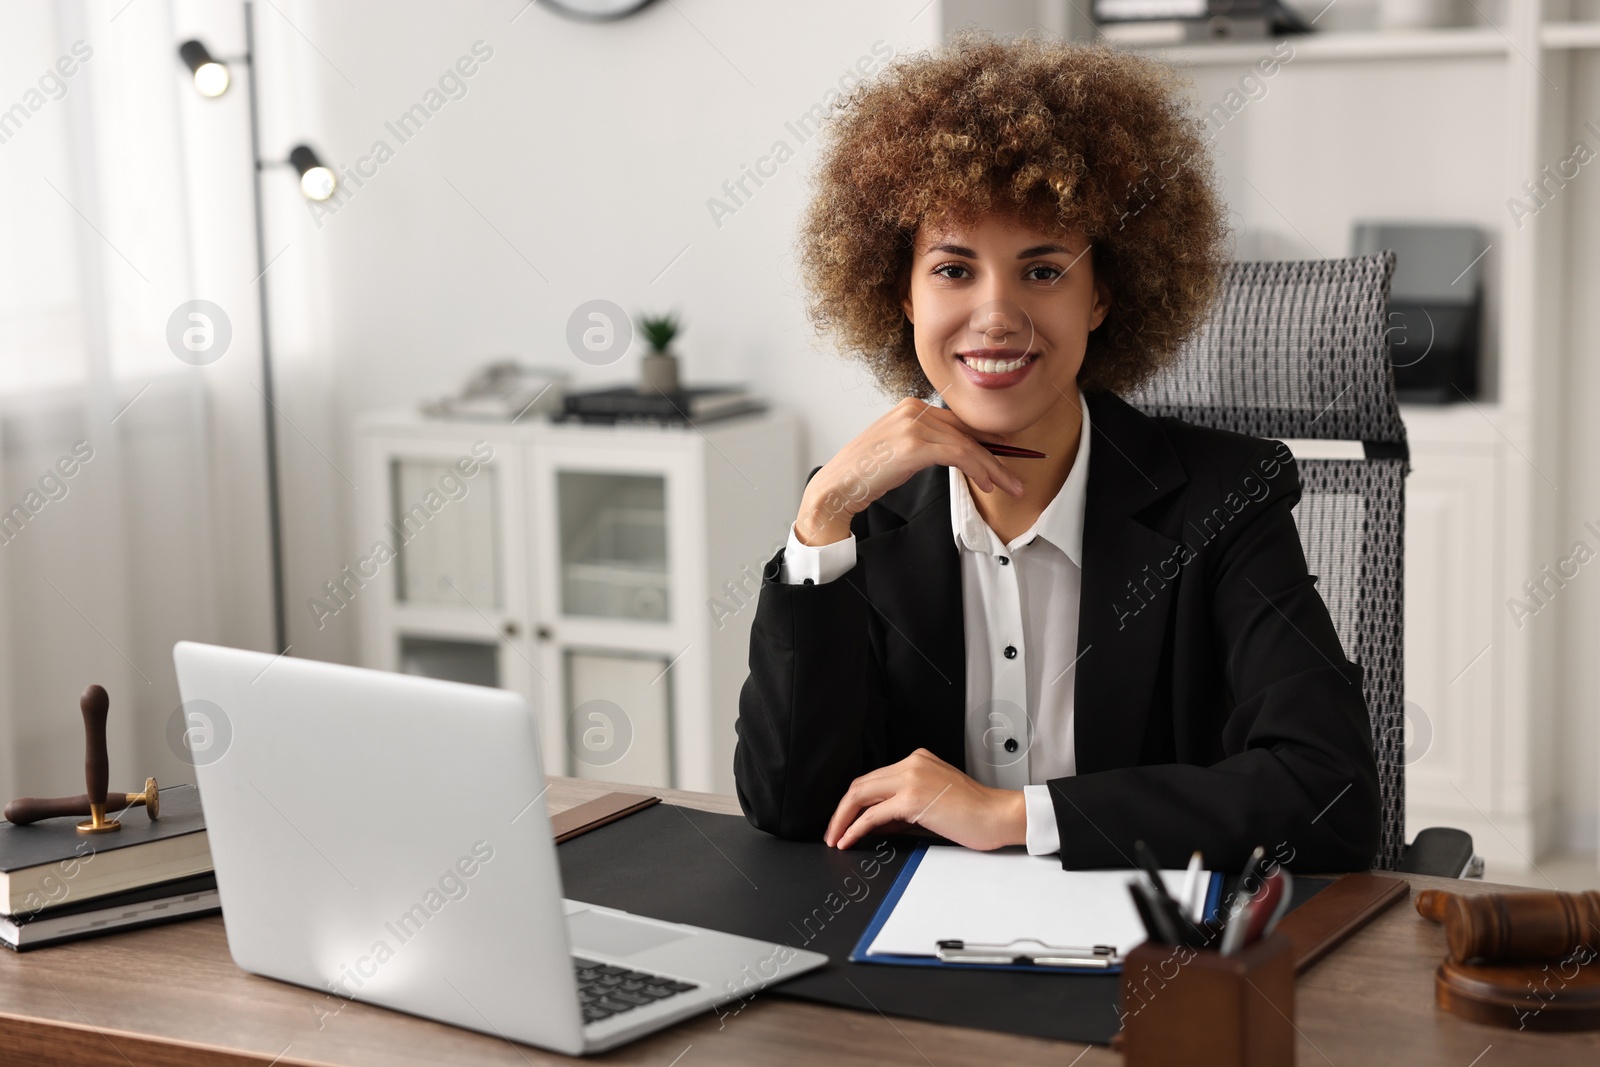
[847,843,1224,974]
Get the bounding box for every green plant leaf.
[637,309,682,352]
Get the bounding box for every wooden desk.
[3,777,1598,1066]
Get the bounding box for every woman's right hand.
[793,397,1026,546]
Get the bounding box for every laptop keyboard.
[573,957,699,1025]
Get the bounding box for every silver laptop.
[172,641,827,1055]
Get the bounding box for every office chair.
[1124,249,1480,878]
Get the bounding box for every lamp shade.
[288,145,337,201]
[178,40,231,97]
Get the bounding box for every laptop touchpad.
[567,909,694,957]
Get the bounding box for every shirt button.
[998,556,1010,566]
[1004,738,1018,753]
[1003,645,1017,659]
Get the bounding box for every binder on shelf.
[558,385,766,426]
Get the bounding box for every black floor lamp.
[178,4,337,654]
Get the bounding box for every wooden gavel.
[2,685,160,832]
[1418,887,1600,964]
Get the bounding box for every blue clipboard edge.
[846,843,1226,975]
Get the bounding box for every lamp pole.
[242,0,289,654]
[181,9,339,655]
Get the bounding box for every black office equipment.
[1351,222,1487,404]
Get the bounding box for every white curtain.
[0,1,237,802]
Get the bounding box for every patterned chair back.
[1124,250,1409,870]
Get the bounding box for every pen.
[1237,870,1286,951]
[1218,845,1267,954]
[1133,840,1170,903]
[1220,898,1253,955]
[979,441,1049,459]
[1133,877,1185,946]
[1134,840,1204,948]
[1179,851,1203,923]
[1129,881,1163,943]
[1228,845,1268,911]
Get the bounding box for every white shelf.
[1107,26,1509,65]
[1541,21,1600,49]
[1106,18,1600,61]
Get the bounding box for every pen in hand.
[978,441,1048,459]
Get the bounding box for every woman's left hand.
[823,748,1028,851]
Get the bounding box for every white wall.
[1555,49,1600,856]
[212,0,943,667]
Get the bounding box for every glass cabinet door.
[398,635,500,688]
[355,431,535,712]
[555,471,670,623]
[565,649,673,787]
[389,456,502,609]
[528,437,699,788]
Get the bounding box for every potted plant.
[636,310,682,394]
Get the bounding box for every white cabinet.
[1402,432,1501,840]
[353,410,800,795]
[1399,402,1564,866]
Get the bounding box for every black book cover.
[3,872,221,951]
[562,385,753,416]
[1,782,205,873]
[6,871,218,926]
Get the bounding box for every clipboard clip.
[934,938,1118,968]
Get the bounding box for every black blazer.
[732,387,1381,872]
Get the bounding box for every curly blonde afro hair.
[795,30,1233,399]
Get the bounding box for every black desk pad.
[556,801,1329,1045]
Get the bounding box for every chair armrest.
[1397,826,1478,878]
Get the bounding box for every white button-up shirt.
[777,396,1092,856]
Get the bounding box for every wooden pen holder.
[1119,932,1296,1067]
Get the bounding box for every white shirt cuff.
[777,523,856,585]
[1023,784,1061,855]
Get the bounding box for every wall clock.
[539,0,658,20]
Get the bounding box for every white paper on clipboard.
[865,845,1204,960]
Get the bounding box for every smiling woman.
[732,30,1382,875]
[796,31,1231,402]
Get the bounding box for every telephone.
[421,359,568,421]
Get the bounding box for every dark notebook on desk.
[556,802,1358,1045]
[2,872,219,951]
[0,783,211,916]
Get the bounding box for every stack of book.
[558,385,767,427]
[1091,0,1310,42]
[1,783,216,951]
